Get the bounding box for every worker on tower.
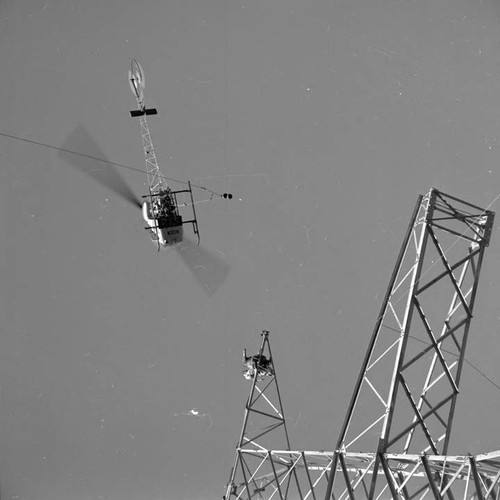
[242,347,273,380]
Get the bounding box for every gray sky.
[1,0,500,499]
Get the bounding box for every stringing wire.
[463,358,500,392]
[383,323,500,393]
[0,130,228,199]
[3,129,500,391]
[223,0,229,176]
[222,0,231,465]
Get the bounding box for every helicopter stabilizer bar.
[130,108,158,117]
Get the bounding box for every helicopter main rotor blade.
[59,125,141,209]
[176,236,230,295]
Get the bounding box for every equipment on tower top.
[242,331,274,380]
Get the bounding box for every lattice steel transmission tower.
[224,188,499,500]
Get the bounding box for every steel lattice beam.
[225,450,500,500]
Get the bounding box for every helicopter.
[128,58,232,249]
[59,124,231,294]
[58,58,233,292]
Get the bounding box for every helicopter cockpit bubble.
[142,189,184,246]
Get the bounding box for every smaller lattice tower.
[224,331,305,500]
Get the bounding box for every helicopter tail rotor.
[128,58,146,109]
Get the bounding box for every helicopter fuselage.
[142,201,183,246]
